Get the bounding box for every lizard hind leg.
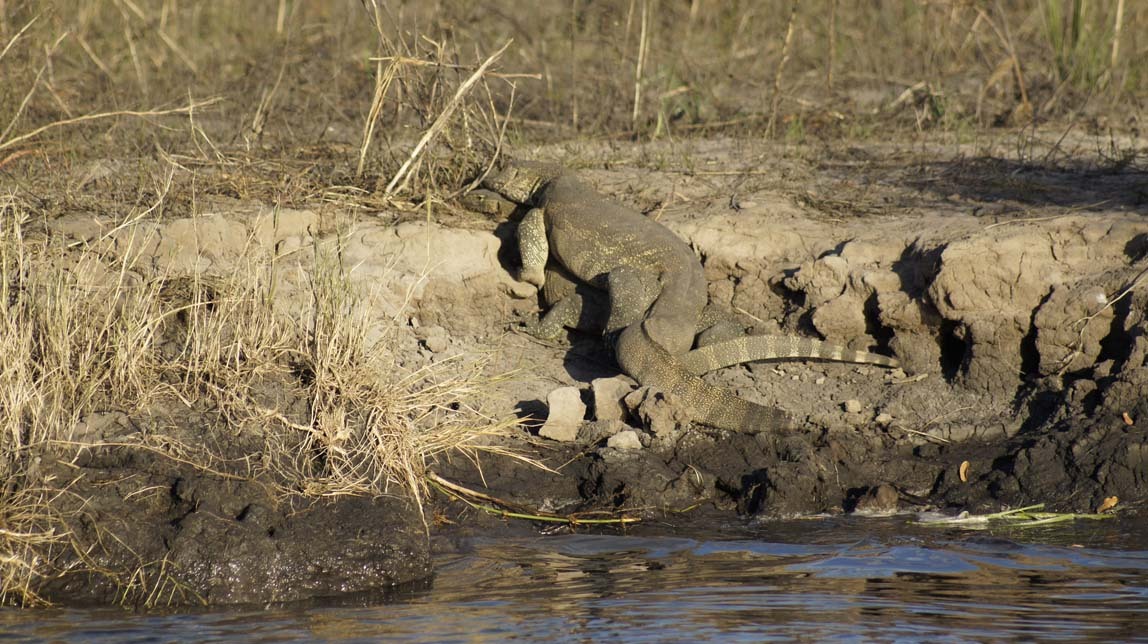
[604,265,660,335]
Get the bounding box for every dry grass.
[0,2,1142,169]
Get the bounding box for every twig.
[428,471,640,526]
[975,4,1030,113]
[915,503,1115,528]
[0,31,65,146]
[0,99,221,153]
[1111,0,1126,70]
[826,0,837,91]
[1056,264,1148,376]
[631,0,650,132]
[0,14,38,65]
[766,1,798,138]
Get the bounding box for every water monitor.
[462,186,899,376]
[464,164,896,432]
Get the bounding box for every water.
[4,515,1148,642]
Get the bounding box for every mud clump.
[35,429,430,606]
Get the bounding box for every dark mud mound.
[32,429,430,606]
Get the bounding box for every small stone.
[843,399,863,414]
[624,387,689,436]
[852,484,900,514]
[538,387,586,442]
[413,324,444,340]
[578,419,628,444]
[606,430,643,450]
[592,376,637,421]
[424,335,448,353]
[875,412,894,426]
[815,376,826,385]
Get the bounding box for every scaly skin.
[473,162,794,432]
[461,186,901,377]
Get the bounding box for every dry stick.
[977,4,1030,112]
[569,0,578,130]
[357,57,399,179]
[382,40,512,197]
[0,14,37,65]
[0,99,221,153]
[428,471,640,525]
[766,1,798,139]
[276,0,288,35]
[1110,0,1125,70]
[1056,264,1148,376]
[0,31,66,145]
[631,0,650,132]
[457,81,516,198]
[116,0,198,73]
[826,0,837,91]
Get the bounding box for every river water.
[4,515,1148,642]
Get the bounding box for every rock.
[578,419,629,445]
[606,430,643,450]
[538,387,586,442]
[591,376,637,421]
[1033,284,1112,376]
[414,324,445,340]
[414,325,449,352]
[843,399,863,414]
[811,294,869,344]
[72,412,135,443]
[784,255,851,306]
[875,412,894,426]
[852,484,900,514]
[624,387,690,436]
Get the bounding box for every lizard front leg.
[517,207,548,288]
[525,292,587,340]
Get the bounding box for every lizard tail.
[680,334,899,375]
[615,323,795,433]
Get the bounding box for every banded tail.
[680,334,899,375]
[614,322,794,433]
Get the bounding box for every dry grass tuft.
[357,0,517,201]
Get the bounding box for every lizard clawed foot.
[517,265,546,288]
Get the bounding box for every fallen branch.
[427,471,641,526]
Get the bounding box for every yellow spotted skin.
[469,162,897,433]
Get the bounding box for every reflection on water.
[4,515,1148,642]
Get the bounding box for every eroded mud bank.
[32,141,1148,605]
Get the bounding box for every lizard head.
[459,189,519,218]
[480,162,559,205]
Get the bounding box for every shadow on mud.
[907,156,1148,213]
